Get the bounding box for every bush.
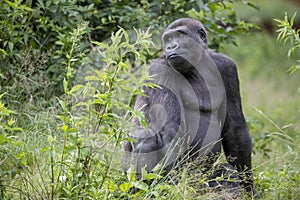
[0,0,257,103]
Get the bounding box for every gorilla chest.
[179,85,224,152]
[180,83,223,113]
[152,65,224,113]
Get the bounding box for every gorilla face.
[162,19,208,73]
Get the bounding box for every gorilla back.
[122,18,254,195]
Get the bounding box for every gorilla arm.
[212,51,253,192]
[131,87,182,152]
[122,59,183,174]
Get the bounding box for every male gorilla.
[123,18,254,195]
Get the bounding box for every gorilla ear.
[198,29,207,42]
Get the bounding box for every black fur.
[123,18,254,196]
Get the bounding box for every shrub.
[0,0,257,103]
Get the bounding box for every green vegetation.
[0,0,299,199]
[224,6,300,199]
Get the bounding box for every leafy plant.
[0,22,159,198]
[53,26,155,198]
[0,0,258,104]
[275,12,300,93]
[0,93,23,199]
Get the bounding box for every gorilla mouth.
[167,53,179,59]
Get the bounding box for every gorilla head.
[162,18,208,73]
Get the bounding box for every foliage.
[254,151,300,200]
[0,23,154,198]
[246,105,300,199]
[223,19,300,199]
[245,103,300,199]
[275,12,300,70]
[275,12,300,93]
[0,0,257,103]
[0,93,23,199]
[210,4,300,195]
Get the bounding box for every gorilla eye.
[176,30,187,38]
[163,34,172,42]
[198,29,206,41]
[177,30,186,35]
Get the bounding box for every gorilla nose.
[167,43,178,51]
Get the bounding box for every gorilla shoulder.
[208,49,237,73]
[148,57,169,76]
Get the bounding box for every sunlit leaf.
[120,182,132,192]
[132,181,148,191]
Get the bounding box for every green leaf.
[85,75,99,81]
[62,125,68,132]
[132,181,148,191]
[69,84,85,94]
[120,182,132,192]
[55,40,64,46]
[4,0,17,8]
[63,78,68,93]
[247,2,259,11]
[67,127,77,133]
[92,99,104,105]
[290,12,297,27]
[108,180,118,192]
[118,61,129,70]
[207,2,218,13]
[7,118,15,126]
[288,64,300,75]
[56,97,66,111]
[74,101,88,108]
[144,173,161,181]
[126,167,136,182]
[10,127,23,132]
[0,48,8,56]
[8,42,13,53]
[92,41,109,49]
[19,5,33,12]
[122,137,136,143]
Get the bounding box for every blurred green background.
[224,1,300,198]
[224,0,299,143]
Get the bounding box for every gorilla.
[122,18,254,195]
